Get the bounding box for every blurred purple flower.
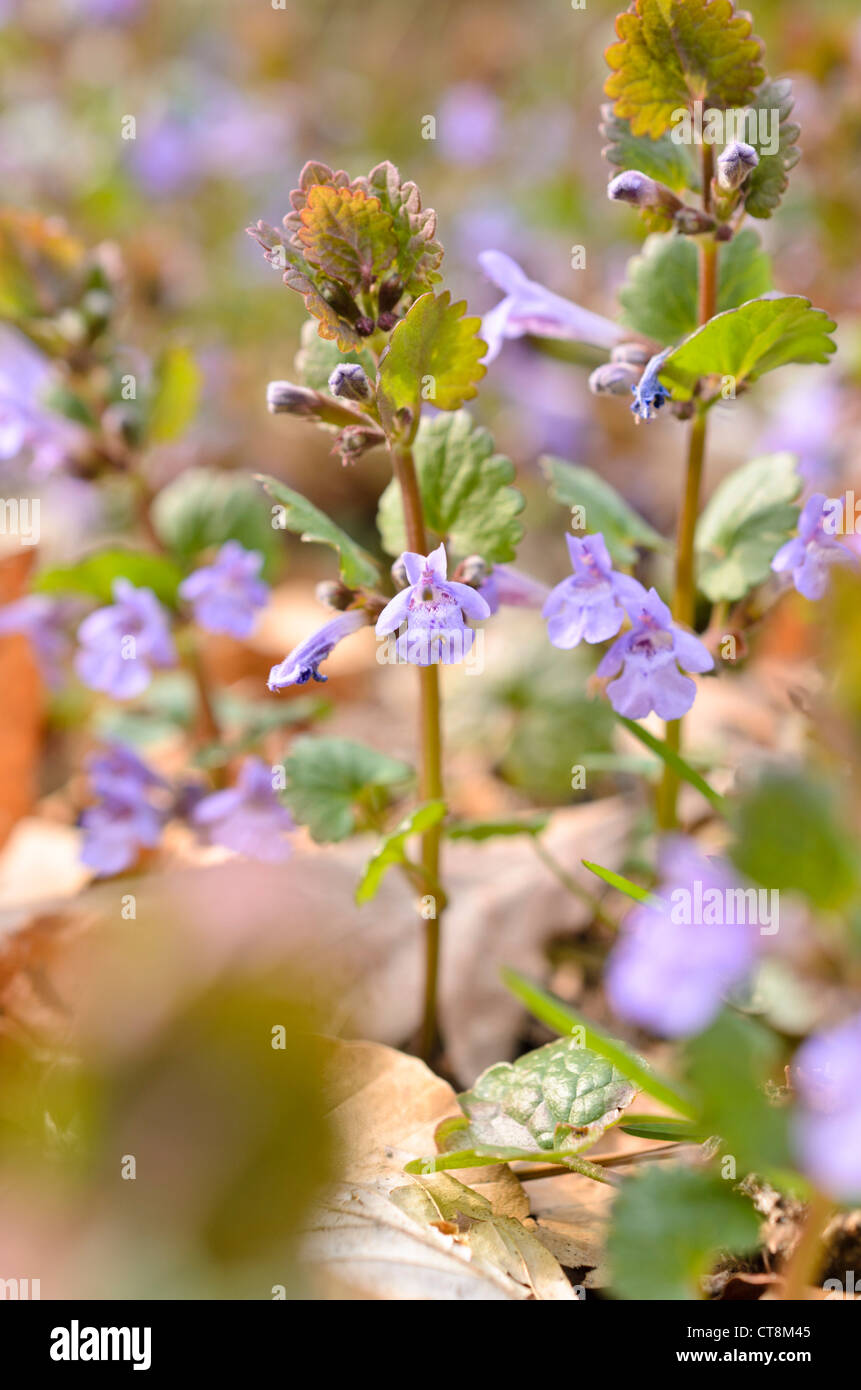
[480,564,550,616]
[771,493,855,600]
[607,838,759,1037]
[543,533,646,648]
[179,541,268,639]
[758,382,843,488]
[75,579,176,699]
[267,608,367,691]
[129,87,290,197]
[0,594,79,686]
[597,587,713,720]
[375,544,491,666]
[192,757,295,863]
[478,250,625,363]
[794,1012,861,1201]
[438,84,501,165]
[80,742,165,877]
[0,326,82,474]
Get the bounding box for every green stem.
[658,145,717,830]
[390,442,446,1063]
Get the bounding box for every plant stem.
[390,441,446,1062]
[658,145,717,830]
[780,1191,835,1301]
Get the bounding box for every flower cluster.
[771,492,855,600]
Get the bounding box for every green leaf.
[615,715,727,813]
[500,968,696,1118]
[295,184,396,290]
[377,411,524,562]
[660,296,837,401]
[743,78,801,220]
[376,291,487,437]
[619,1115,709,1142]
[34,548,183,607]
[446,815,549,841]
[405,1147,615,1184]
[581,859,657,906]
[281,737,412,843]
[355,801,446,904]
[148,346,201,443]
[607,1165,760,1300]
[731,770,861,911]
[293,319,376,392]
[540,455,666,566]
[694,452,801,601]
[600,103,698,192]
[152,468,280,579]
[455,1034,637,1154]
[618,230,772,345]
[604,0,765,140]
[257,475,380,589]
[683,1010,791,1177]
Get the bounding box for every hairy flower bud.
[454,555,490,588]
[315,579,357,610]
[266,380,321,416]
[589,362,642,397]
[717,141,759,192]
[391,556,409,590]
[607,170,682,215]
[611,343,653,367]
[328,362,372,401]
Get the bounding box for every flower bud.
[328,362,372,402]
[717,141,759,192]
[266,380,321,416]
[454,555,489,588]
[315,579,356,610]
[391,557,409,590]
[610,342,652,367]
[589,362,642,397]
[607,171,682,215]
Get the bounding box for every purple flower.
[630,347,672,422]
[192,757,295,863]
[0,594,79,686]
[478,250,626,364]
[438,84,501,165]
[75,579,176,699]
[542,533,646,648]
[179,541,268,639]
[771,493,855,600]
[607,838,759,1037]
[375,544,491,666]
[793,1013,861,1201]
[80,743,166,877]
[0,326,83,474]
[597,588,713,720]
[480,564,550,616]
[267,608,367,691]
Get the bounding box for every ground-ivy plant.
[3,0,860,1303]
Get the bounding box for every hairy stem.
[658,146,717,830]
[390,442,446,1062]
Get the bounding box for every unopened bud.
[589,362,642,397]
[610,342,652,367]
[315,579,356,610]
[454,555,489,588]
[607,171,682,215]
[266,380,321,416]
[378,276,404,315]
[391,557,409,589]
[717,141,759,192]
[328,362,372,401]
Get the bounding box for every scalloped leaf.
[659,295,837,401]
[377,291,486,436]
[376,411,524,563]
[281,737,412,843]
[355,160,444,296]
[600,103,699,192]
[257,475,380,589]
[742,78,801,219]
[694,452,801,601]
[618,229,772,344]
[296,185,397,292]
[605,0,765,140]
[455,1035,637,1154]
